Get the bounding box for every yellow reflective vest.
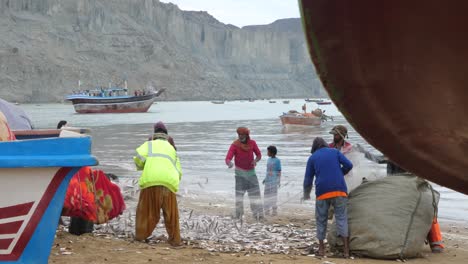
[134,139,182,193]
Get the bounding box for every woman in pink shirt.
[225,127,263,221]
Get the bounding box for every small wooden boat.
[65,88,165,114]
[211,100,225,104]
[279,111,322,126]
[316,101,332,105]
[0,136,97,263]
[269,100,277,103]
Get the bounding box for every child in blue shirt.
[263,145,282,216]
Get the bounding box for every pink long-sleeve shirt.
[225,140,261,170]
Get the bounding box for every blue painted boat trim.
[0,137,98,168]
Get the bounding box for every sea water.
[21,99,468,222]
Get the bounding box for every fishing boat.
[279,110,322,126]
[305,98,323,103]
[0,136,97,263]
[65,88,165,114]
[280,107,334,126]
[299,1,468,194]
[316,100,332,105]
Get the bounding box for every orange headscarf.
[233,127,251,151]
[0,111,16,141]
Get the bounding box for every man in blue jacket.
[303,137,353,258]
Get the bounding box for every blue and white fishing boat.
[0,136,97,263]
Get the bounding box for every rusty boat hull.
[299,1,468,194]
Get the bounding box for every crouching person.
[133,121,183,246]
[303,137,353,258]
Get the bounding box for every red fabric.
[225,139,261,170]
[92,170,126,223]
[329,141,353,155]
[62,167,126,224]
[63,167,97,221]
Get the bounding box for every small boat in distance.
[305,98,323,103]
[280,108,333,126]
[269,100,277,103]
[316,100,332,105]
[211,100,225,104]
[283,100,290,104]
[280,110,322,126]
[65,87,165,114]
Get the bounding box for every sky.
[159,0,301,28]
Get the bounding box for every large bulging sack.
[329,176,439,259]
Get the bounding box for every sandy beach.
[49,198,468,264]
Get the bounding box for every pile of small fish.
[90,178,319,255]
[94,209,318,255]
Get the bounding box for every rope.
[400,181,423,259]
[428,183,439,219]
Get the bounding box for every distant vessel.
[279,108,332,126]
[211,100,225,104]
[316,100,332,105]
[269,100,277,103]
[305,98,323,103]
[282,100,290,104]
[279,111,322,126]
[65,87,165,114]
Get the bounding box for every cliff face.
[0,0,325,102]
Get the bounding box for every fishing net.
[328,175,439,259]
[62,120,386,255]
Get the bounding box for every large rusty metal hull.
[299,1,468,194]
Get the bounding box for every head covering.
[233,127,251,151]
[311,137,328,154]
[236,127,250,135]
[329,125,348,139]
[153,121,168,134]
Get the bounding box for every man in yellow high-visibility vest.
[133,121,182,246]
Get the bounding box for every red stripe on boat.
[0,167,72,261]
[0,239,13,250]
[0,202,33,219]
[0,221,23,235]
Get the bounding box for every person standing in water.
[263,145,282,216]
[225,127,264,221]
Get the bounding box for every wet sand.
[49,197,468,264]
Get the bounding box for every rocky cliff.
[0,0,325,102]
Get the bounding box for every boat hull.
[66,91,162,114]
[0,137,97,263]
[280,115,322,126]
[299,1,468,194]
